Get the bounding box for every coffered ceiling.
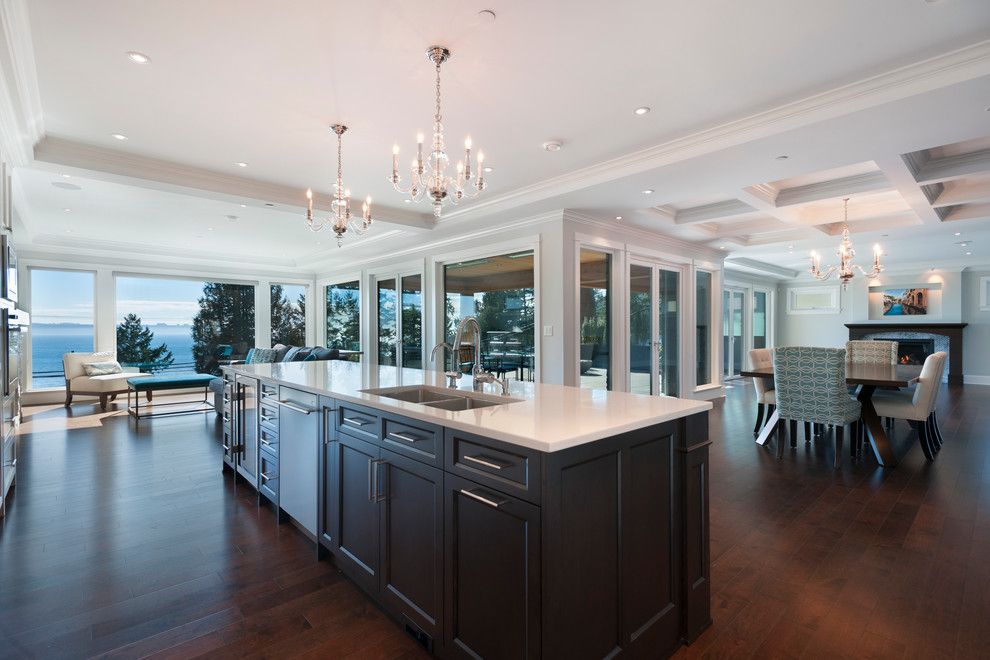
[1,0,990,276]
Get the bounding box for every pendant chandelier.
[389,46,486,219]
[809,198,884,286]
[305,124,373,247]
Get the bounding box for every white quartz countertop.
[224,361,712,453]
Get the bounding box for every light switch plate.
[543,325,553,336]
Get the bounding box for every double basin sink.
[360,385,521,411]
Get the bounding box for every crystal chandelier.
[809,198,884,286]
[305,124,373,247]
[389,46,486,218]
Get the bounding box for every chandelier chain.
[435,59,442,127]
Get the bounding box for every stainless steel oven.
[1,234,16,304]
[2,306,28,397]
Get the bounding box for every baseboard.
[963,375,990,386]
[692,385,725,401]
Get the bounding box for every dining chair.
[870,351,947,462]
[846,340,898,365]
[747,348,775,435]
[773,347,862,468]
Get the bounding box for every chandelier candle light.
[389,46,486,218]
[305,124,373,247]
[809,198,884,287]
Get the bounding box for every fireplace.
[883,338,934,365]
[847,323,967,385]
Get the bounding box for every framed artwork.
[786,286,840,314]
[881,287,928,316]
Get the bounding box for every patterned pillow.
[82,361,123,376]
[249,348,276,364]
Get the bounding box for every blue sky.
[32,271,305,326]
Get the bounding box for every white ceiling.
[6,0,990,276]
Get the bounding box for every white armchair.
[62,351,153,411]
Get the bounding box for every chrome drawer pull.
[343,416,369,427]
[260,414,275,423]
[278,399,316,415]
[387,431,420,444]
[463,454,505,470]
[260,471,275,482]
[460,488,504,509]
[260,437,274,448]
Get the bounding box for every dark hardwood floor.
[1,383,987,659]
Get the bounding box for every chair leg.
[834,425,844,469]
[99,394,108,411]
[754,403,765,435]
[918,421,935,462]
[814,422,824,436]
[850,421,858,458]
[804,421,812,443]
[775,419,785,459]
[64,390,73,407]
[931,412,945,448]
[789,419,798,448]
[926,414,942,451]
[146,391,153,402]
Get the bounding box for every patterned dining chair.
[871,351,947,461]
[773,347,862,468]
[846,340,898,365]
[748,348,775,435]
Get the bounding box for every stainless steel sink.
[360,385,520,411]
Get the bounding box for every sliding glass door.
[376,273,423,369]
[723,288,745,379]
[628,260,680,397]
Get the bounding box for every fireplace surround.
[846,323,967,385]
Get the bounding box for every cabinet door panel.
[319,398,336,550]
[235,377,258,486]
[333,433,380,595]
[444,474,540,660]
[277,387,320,536]
[379,449,443,642]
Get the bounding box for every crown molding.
[915,148,990,186]
[31,136,436,231]
[674,199,755,224]
[435,40,990,225]
[0,0,43,165]
[724,257,799,280]
[774,171,891,207]
[563,210,726,263]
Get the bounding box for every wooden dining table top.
[740,362,923,388]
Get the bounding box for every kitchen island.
[221,360,712,659]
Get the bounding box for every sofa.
[209,345,343,414]
[63,351,153,411]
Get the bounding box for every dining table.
[740,362,923,467]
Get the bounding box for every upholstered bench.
[127,374,219,421]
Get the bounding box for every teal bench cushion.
[128,374,218,391]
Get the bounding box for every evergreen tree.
[192,283,256,374]
[116,313,174,372]
[271,285,306,346]
[325,289,360,350]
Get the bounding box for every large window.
[271,283,306,347]
[376,274,423,369]
[629,263,679,397]
[29,269,95,389]
[443,251,535,381]
[696,271,712,386]
[325,280,360,353]
[377,278,396,366]
[116,276,255,375]
[753,290,768,349]
[401,275,423,369]
[579,249,611,390]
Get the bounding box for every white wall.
[962,270,990,384]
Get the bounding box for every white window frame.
[786,285,841,314]
[269,281,311,347]
[573,237,624,392]
[369,265,426,370]
[693,266,720,392]
[318,273,364,354]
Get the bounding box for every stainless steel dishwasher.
[277,386,320,536]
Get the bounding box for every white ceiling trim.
[914,148,990,185]
[774,171,890,207]
[564,210,726,263]
[0,0,43,165]
[724,257,799,279]
[674,199,756,224]
[434,40,990,225]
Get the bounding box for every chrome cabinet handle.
[460,488,504,509]
[278,399,316,415]
[260,414,275,424]
[387,431,420,444]
[374,460,387,503]
[261,471,275,482]
[260,436,273,447]
[463,454,506,470]
[343,416,369,427]
[368,458,375,502]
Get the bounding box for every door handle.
[368,458,375,502]
[459,488,505,509]
[374,460,387,503]
[278,399,316,415]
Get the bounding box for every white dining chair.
[870,351,947,461]
[748,348,774,435]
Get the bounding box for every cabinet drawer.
[259,402,279,432]
[337,402,381,443]
[446,429,542,505]
[260,382,279,402]
[259,425,279,457]
[382,416,442,467]
[259,448,278,504]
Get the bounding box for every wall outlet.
[543,325,553,336]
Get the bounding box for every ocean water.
[31,324,197,388]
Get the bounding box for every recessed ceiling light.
[959,242,969,247]
[966,251,972,256]
[111,133,128,141]
[63,208,71,212]
[65,229,72,234]
[126,51,151,64]
[954,232,961,236]
[234,162,248,168]
[788,244,794,249]
[404,199,412,203]
[633,106,650,116]
[225,215,238,222]
[207,227,214,231]
[615,216,623,220]
[719,245,727,249]
[483,166,493,173]
[542,140,563,152]
[239,204,247,208]
[641,189,654,195]
[61,173,71,178]
[775,155,789,160]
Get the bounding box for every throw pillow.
[82,361,124,376]
[282,347,302,362]
[249,348,276,364]
[291,348,314,362]
[272,343,292,362]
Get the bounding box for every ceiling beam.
[32,137,437,231]
[673,199,755,224]
[774,171,890,207]
[914,148,990,185]
[724,257,799,279]
[873,154,943,225]
[932,177,990,207]
[943,202,990,223]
